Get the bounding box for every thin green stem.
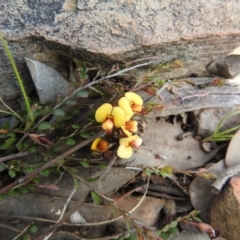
[0,35,34,122]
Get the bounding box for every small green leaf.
[28,146,36,153]
[40,169,50,177]
[73,177,79,189]
[62,115,73,121]
[2,121,10,129]
[77,90,88,98]
[0,164,6,172]
[193,216,202,222]
[65,99,77,105]
[16,142,23,151]
[169,227,179,234]
[25,166,35,173]
[70,109,79,115]
[52,108,65,116]
[26,185,35,190]
[51,145,60,152]
[161,232,170,240]
[98,163,107,170]
[7,132,16,137]
[162,224,170,232]
[80,132,92,138]
[170,221,178,228]
[72,124,80,129]
[29,225,38,233]
[80,161,89,168]
[8,169,16,178]
[68,168,78,174]
[0,194,6,200]
[8,189,19,196]
[65,138,76,145]
[4,137,17,149]
[144,169,152,176]
[86,176,99,182]
[32,178,40,183]
[22,234,31,240]
[19,187,29,193]
[91,191,101,206]
[37,122,51,130]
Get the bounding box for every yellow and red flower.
[91,138,109,152]
[117,135,142,159]
[95,103,125,134]
[118,92,143,120]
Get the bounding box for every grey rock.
[1,0,240,103]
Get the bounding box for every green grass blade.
[214,110,240,135]
[0,35,34,122]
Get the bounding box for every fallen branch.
[0,151,29,163]
[212,163,240,193]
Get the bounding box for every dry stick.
[0,223,21,233]
[44,186,77,240]
[35,155,118,240]
[212,163,240,193]
[0,131,104,195]
[0,151,29,163]
[12,220,33,240]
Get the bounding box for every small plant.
[91,91,144,159]
[203,110,240,142]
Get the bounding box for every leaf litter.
[0,47,240,239]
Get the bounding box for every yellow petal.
[91,138,109,152]
[95,103,113,123]
[117,145,133,159]
[118,97,133,118]
[125,92,143,105]
[112,106,125,127]
[125,120,138,133]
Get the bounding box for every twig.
[0,151,29,163]
[34,155,118,240]
[12,220,33,240]
[0,97,23,121]
[44,186,77,240]
[212,163,240,193]
[0,131,104,195]
[0,223,21,233]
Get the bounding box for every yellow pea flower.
[117,135,142,159]
[95,103,125,133]
[118,92,143,120]
[91,138,109,152]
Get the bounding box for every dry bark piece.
[119,118,220,171]
[25,58,72,104]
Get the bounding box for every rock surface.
[1,0,240,102]
[210,176,240,240]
